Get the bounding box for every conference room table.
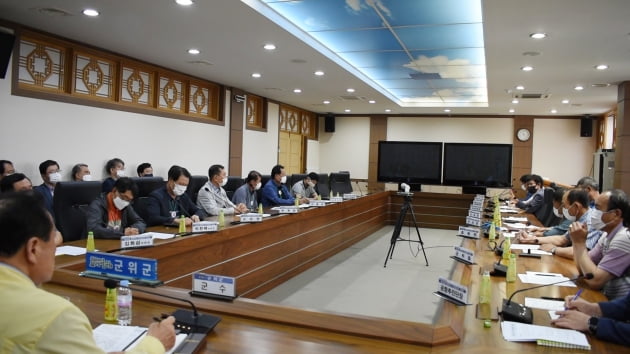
[46,191,627,352]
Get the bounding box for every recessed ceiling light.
[595,64,609,70]
[574,85,584,91]
[82,8,99,17]
[344,109,351,112]
[263,43,276,51]
[530,32,547,39]
[561,99,570,104]
[385,109,391,113]
[175,0,194,6]
[251,73,261,78]
[346,88,355,93]
[444,109,451,113]
[515,85,525,90]
[293,88,302,93]
[314,70,325,76]
[368,100,375,104]
[509,109,515,113]
[323,100,330,104]
[187,48,200,55]
[512,99,519,104]
[521,66,534,72]
[550,109,557,114]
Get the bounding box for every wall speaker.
[324,114,335,132]
[0,32,15,79]
[580,117,593,137]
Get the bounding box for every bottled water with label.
[116,280,132,325]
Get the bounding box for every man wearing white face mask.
[71,163,92,182]
[292,172,319,200]
[102,157,126,193]
[197,164,248,216]
[146,165,205,226]
[569,189,630,299]
[261,164,295,207]
[34,159,61,219]
[232,170,262,210]
[86,177,146,239]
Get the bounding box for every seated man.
[0,159,15,181]
[576,176,600,209]
[146,165,205,226]
[102,157,126,193]
[552,290,630,346]
[0,173,32,192]
[517,188,602,259]
[232,170,262,210]
[513,174,545,215]
[261,164,296,207]
[197,164,248,216]
[0,192,176,353]
[526,187,570,237]
[569,189,630,299]
[137,162,154,177]
[292,172,319,199]
[33,159,61,218]
[71,163,92,181]
[86,177,146,239]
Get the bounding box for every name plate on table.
[277,206,299,213]
[433,277,470,306]
[239,213,263,222]
[120,234,153,249]
[192,221,219,232]
[466,216,482,227]
[191,272,236,300]
[343,193,358,200]
[329,196,344,203]
[309,200,327,207]
[457,225,480,239]
[450,246,475,264]
[468,210,482,219]
[82,252,159,285]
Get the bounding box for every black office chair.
[186,175,208,203]
[329,172,353,195]
[134,196,152,224]
[131,176,165,198]
[257,175,272,204]
[538,187,560,227]
[317,173,330,199]
[224,176,245,200]
[53,181,102,242]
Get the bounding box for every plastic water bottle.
[116,280,132,325]
[479,270,491,304]
[506,254,517,283]
[104,281,117,322]
[86,231,95,252]
[502,236,511,260]
[218,209,225,227]
[178,215,186,233]
[257,203,263,214]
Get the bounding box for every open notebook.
[501,321,591,350]
[93,324,188,353]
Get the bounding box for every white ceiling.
[0,0,629,117]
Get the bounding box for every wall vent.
[338,95,365,101]
[514,93,550,99]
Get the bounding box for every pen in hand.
[565,288,583,310]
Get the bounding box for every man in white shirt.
[197,164,248,216]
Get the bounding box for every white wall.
[532,118,596,185]
[387,117,513,143]
[318,116,370,179]
[306,139,320,173]
[241,102,280,177]
[0,58,230,184]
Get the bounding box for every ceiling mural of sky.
[249,0,487,107]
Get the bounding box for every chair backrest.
[316,173,330,198]
[53,181,102,242]
[134,196,152,223]
[257,175,272,203]
[187,175,208,203]
[329,172,352,195]
[538,188,559,227]
[131,176,165,198]
[224,176,245,200]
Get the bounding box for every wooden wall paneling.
[368,116,387,192]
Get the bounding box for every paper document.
[510,244,540,250]
[501,321,590,349]
[524,297,564,311]
[139,232,175,240]
[55,245,87,256]
[93,324,187,353]
[503,216,528,222]
[517,272,576,287]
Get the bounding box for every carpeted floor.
[257,226,465,323]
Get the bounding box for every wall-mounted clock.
[516,128,531,142]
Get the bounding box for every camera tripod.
[383,193,429,267]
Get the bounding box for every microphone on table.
[500,273,594,324]
[103,279,220,335]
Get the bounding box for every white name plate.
[120,234,153,249]
[192,272,236,298]
[192,221,218,232]
[309,200,327,207]
[434,276,469,306]
[277,206,299,213]
[329,196,344,203]
[239,213,263,222]
[457,225,480,239]
[466,216,482,227]
[468,210,482,219]
[452,246,475,264]
[343,193,358,200]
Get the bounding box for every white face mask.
[307,181,315,187]
[254,182,262,190]
[116,169,126,178]
[590,209,613,231]
[49,172,62,183]
[173,183,187,196]
[280,175,287,184]
[563,205,576,222]
[82,174,92,182]
[553,206,562,218]
[220,176,228,187]
[113,196,130,210]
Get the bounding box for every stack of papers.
[501,321,590,350]
[55,245,88,256]
[517,271,576,287]
[509,244,552,255]
[524,297,565,320]
[93,324,187,353]
[503,216,528,223]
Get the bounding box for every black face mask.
[527,186,538,194]
[143,174,153,177]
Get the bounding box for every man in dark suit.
[33,160,60,218]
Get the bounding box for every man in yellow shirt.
[0,191,175,353]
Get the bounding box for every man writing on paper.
[0,192,176,353]
[567,189,630,300]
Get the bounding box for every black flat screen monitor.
[443,143,512,187]
[377,141,442,184]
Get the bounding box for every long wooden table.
[47,192,626,352]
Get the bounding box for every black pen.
[541,296,564,301]
[535,273,559,277]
